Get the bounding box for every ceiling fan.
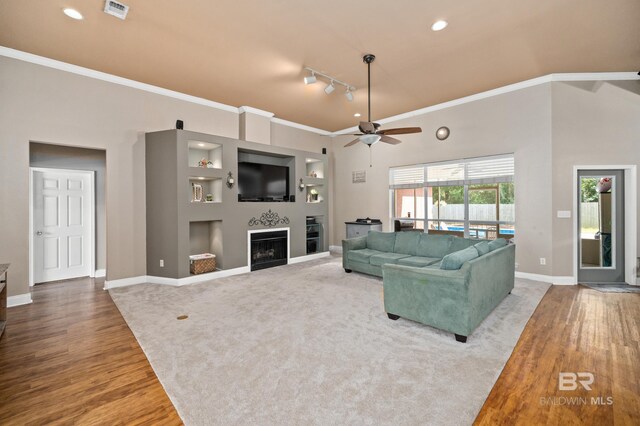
[345,54,422,149]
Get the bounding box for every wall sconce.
[226,172,235,188]
[298,178,305,192]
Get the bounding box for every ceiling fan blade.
[344,138,361,147]
[359,121,376,133]
[379,135,402,145]
[377,127,423,135]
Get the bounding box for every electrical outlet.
[160,259,164,267]
[540,258,546,265]
[515,262,519,270]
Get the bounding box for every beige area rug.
[110,256,550,426]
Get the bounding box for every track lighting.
[324,81,335,95]
[345,88,354,102]
[304,72,317,85]
[302,67,355,101]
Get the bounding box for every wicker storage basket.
[189,253,216,275]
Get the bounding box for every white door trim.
[29,167,95,286]
[572,165,637,285]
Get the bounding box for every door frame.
[29,167,96,286]
[572,165,637,285]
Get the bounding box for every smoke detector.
[103,0,129,20]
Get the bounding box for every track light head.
[345,88,354,102]
[324,81,335,95]
[304,72,317,85]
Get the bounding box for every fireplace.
[249,230,288,271]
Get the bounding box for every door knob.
[36,231,43,236]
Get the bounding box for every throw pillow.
[474,241,490,256]
[488,238,508,251]
[440,246,479,270]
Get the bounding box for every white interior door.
[32,169,93,283]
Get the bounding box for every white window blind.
[390,154,514,188]
[425,162,465,186]
[465,155,514,184]
[389,166,424,189]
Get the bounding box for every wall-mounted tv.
[238,162,290,202]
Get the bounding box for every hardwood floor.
[0,277,182,425]
[475,285,640,425]
[2,279,638,425]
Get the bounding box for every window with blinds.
[389,154,514,188]
[389,154,515,240]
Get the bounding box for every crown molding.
[0,46,331,135]
[271,117,332,136]
[2,47,636,138]
[332,72,640,135]
[238,106,275,118]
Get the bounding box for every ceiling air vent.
[104,0,129,20]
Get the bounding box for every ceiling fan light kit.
[344,54,422,156]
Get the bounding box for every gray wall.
[332,84,554,276]
[29,142,107,270]
[0,56,327,297]
[146,130,329,279]
[551,81,640,277]
[332,80,639,278]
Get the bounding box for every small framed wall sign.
[352,170,366,183]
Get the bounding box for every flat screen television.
[238,162,290,202]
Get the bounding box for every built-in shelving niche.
[189,220,223,272]
[306,216,324,254]
[189,177,223,204]
[188,140,222,169]
[305,158,324,178]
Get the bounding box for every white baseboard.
[8,293,33,307]
[515,271,576,285]
[289,251,331,264]
[105,252,330,290]
[94,269,106,278]
[329,245,343,254]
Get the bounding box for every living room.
[1,1,639,424]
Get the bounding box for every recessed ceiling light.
[63,8,84,20]
[354,113,361,117]
[198,143,205,147]
[431,20,448,31]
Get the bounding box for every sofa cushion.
[440,246,479,270]
[449,236,476,253]
[488,238,508,251]
[366,231,396,253]
[348,248,383,264]
[369,252,411,267]
[393,232,421,256]
[416,234,453,258]
[474,241,490,256]
[397,256,441,268]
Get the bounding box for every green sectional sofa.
[342,231,515,342]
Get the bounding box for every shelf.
[305,158,324,179]
[188,140,222,169]
[189,220,223,271]
[302,177,324,186]
[189,177,223,203]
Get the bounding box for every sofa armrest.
[342,235,367,251]
[342,235,367,269]
[382,264,471,335]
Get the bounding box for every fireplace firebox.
[250,230,288,271]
